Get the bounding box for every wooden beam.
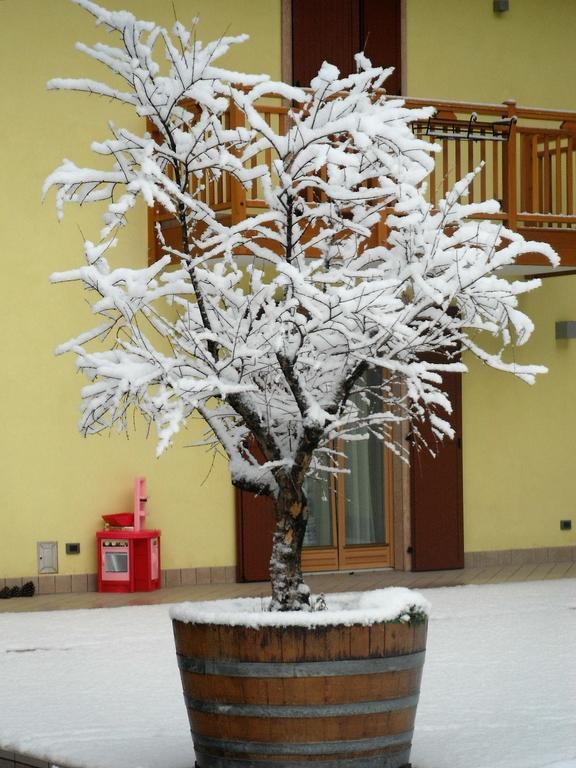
[517,227,576,268]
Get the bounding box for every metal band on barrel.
[186,692,419,718]
[192,730,413,756]
[178,650,425,678]
[193,745,412,768]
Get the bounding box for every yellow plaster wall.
[2,0,574,578]
[462,277,576,552]
[406,0,576,553]
[406,0,576,110]
[0,0,281,578]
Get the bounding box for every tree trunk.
[269,482,311,611]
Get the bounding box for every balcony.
[148,96,576,274]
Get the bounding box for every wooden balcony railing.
[408,97,576,268]
[148,97,576,269]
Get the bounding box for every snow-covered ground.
[0,579,574,768]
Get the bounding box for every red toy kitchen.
[97,477,161,593]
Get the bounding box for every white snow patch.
[0,580,574,768]
[170,587,430,627]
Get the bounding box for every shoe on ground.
[21,581,35,597]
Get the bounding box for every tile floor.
[1,560,575,613]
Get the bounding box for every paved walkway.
[1,560,575,613]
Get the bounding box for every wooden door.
[301,439,393,573]
[236,437,393,580]
[235,487,275,582]
[291,0,402,95]
[361,0,402,95]
[410,370,464,571]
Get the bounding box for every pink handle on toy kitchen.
[133,476,147,531]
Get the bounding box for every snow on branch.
[46,2,556,501]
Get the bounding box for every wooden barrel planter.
[171,592,428,768]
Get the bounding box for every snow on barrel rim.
[170,588,431,628]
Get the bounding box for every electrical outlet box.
[555,322,576,339]
[65,542,80,555]
[560,520,572,531]
[37,541,58,574]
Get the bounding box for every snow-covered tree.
[45,0,557,610]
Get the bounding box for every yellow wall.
[463,277,576,552]
[0,0,281,578]
[406,0,576,553]
[2,0,574,579]
[407,0,576,110]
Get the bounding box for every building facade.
[1,0,575,592]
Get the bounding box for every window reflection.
[303,475,333,547]
[303,368,387,550]
[344,430,385,545]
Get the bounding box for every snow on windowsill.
[170,587,430,628]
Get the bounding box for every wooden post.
[229,101,247,225]
[146,118,162,265]
[503,100,518,230]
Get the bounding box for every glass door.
[302,372,393,571]
[338,425,392,570]
[302,474,338,571]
